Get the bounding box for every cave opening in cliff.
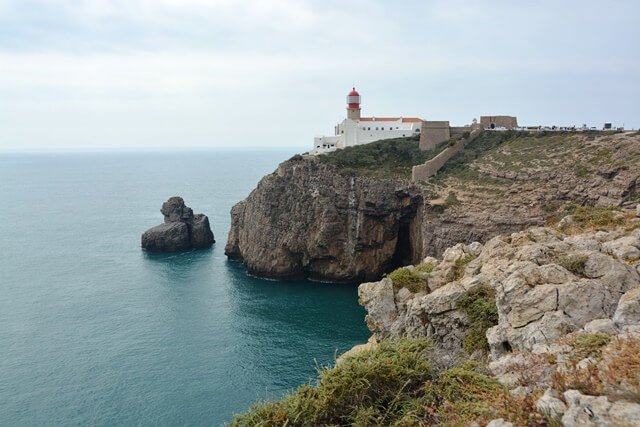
[389,222,412,272]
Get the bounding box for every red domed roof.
[348,87,360,96]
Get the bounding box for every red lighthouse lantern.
[346,87,361,120]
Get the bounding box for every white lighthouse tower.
[311,87,423,155]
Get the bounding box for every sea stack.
[141,196,215,252]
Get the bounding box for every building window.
[376,127,378,130]
[368,127,370,130]
[381,127,384,130]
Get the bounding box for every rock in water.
[141,197,215,252]
[141,222,191,252]
[161,196,193,223]
[190,214,215,249]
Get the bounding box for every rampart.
[419,121,451,150]
[480,116,518,129]
[412,129,481,182]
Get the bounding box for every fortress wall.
[412,129,482,182]
[480,116,518,129]
[419,121,450,151]
[449,126,473,138]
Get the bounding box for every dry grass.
[553,335,640,401]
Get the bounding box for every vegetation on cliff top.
[430,130,640,207]
[230,337,547,426]
[388,262,433,293]
[317,135,448,180]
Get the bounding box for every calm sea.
[0,150,370,426]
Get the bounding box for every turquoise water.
[0,151,370,426]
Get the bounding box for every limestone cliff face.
[359,225,640,360]
[226,132,640,282]
[225,157,423,282]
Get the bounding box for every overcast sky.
[1,0,638,151]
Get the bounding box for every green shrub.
[388,267,427,293]
[317,137,448,180]
[230,338,435,426]
[572,332,611,360]
[444,191,460,207]
[446,255,475,282]
[414,262,435,274]
[232,338,546,426]
[556,254,589,276]
[456,286,499,355]
[571,205,623,228]
[575,165,591,178]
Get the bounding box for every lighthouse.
[347,87,361,120]
[311,87,423,154]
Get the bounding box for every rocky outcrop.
[225,157,423,282]
[356,221,640,425]
[359,226,640,359]
[141,197,214,252]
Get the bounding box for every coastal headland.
[226,130,640,283]
[228,130,640,425]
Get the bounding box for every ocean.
[0,150,371,426]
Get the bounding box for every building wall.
[312,135,344,154]
[420,121,451,151]
[449,126,473,138]
[480,116,518,129]
[312,118,421,154]
[353,119,420,146]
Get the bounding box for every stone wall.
[449,126,473,138]
[480,116,518,129]
[419,121,450,151]
[412,129,481,182]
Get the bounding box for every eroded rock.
[141,196,214,252]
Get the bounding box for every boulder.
[536,388,567,423]
[613,287,640,330]
[141,197,215,252]
[562,390,640,427]
[141,222,191,252]
[161,196,193,223]
[190,214,215,249]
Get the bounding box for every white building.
[311,88,423,155]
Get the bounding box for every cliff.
[226,131,640,282]
[225,155,423,282]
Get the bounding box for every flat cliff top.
[427,130,640,211]
[316,135,448,180]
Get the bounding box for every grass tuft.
[446,255,475,282]
[456,286,499,355]
[231,339,546,426]
[556,254,589,276]
[388,267,428,293]
[230,338,435,426]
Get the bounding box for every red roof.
[348,88,360,96]
[360,117,422,123]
